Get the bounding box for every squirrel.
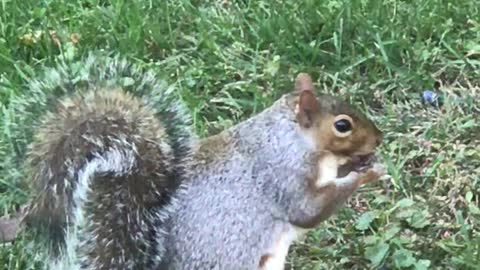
[17,54,385,269]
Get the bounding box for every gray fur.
[159,95,337,269]
[22,54,378,269]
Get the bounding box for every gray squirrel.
[15,54,385,269]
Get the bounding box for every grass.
[0,0,479,269]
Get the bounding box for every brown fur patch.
[287,74,384,158]
[193,132,231,166]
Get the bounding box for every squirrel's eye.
[334,119,352,133]
[332,114,354,137]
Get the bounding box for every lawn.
[0,0,479,269]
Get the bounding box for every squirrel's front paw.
[358,163,386,185]
[372,163,386,176]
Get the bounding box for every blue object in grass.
[421,90,442,107]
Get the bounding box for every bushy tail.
[18,54,193,269]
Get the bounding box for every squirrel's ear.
[295,73,314,92]
[295,73,319,129]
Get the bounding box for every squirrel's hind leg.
[259,225,305,270]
